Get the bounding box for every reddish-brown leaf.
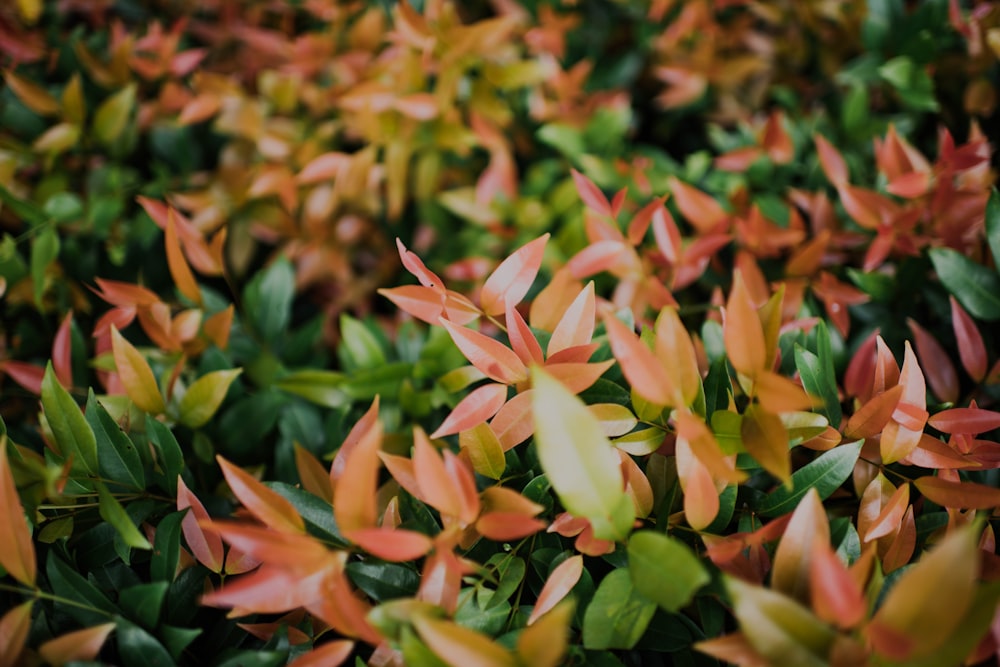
[475,512,546,541]
[344,527,433,561]
[771,487,827,603]
[479,234,549,316]
[414,427,476,521]
[505,302,544,367]
[110,325,166,414]
[676,438,720,530]
[52,311,73,389]
[378,285,447,325]
[810,540,865,629]
[333,419,382,532]
[490,390,535,450]
[604,315,674,405]
[0,601,33,667]
[951,296,987,381]
[914,475,1000,509]
[548,282,596,357]
[928,407,1000,435]
[566,240,630,279]
[864,483,910,542]
[542,359,614,395]
[218,456,305,533]
[1,361,44,395]
[0,441,35,587]
[38,622,116,666]
[673,411,745,485]
[331,397,380,488]
[395,238,446,293]
[177,476,224,573]
[201,562,339,614]
[287,640,354,667]
[694,633,770,667]
[413,615,518,667]
[430,383,508,438]
[165,209,202,305]
[907,319,957,404]
[814,133,849,186]
[440,319,528,384]
[654,307,701,406]
[528,555,583,625]
[294,444,332,504]
[843,385,903,440]
[203,521,334,572]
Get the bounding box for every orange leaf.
[902,433,978,470]
[305,566,380,644]
[177,476,224,573]
[864,483,910,542]
[724,272,767,377]
[344,527,433,561]
[395,238,446,293]
[413,428,479,522]
[110,325,166,414]
[412,615,518,667]
[333,419,383,532]
[753,371,815,413]
[681,452,719,531]
[165,209,202,305]
[0,440,36,587]
[528,555,583,625]
[570,169,613,218]
[203,305,235,350]
[417,550,465,615]
[517,600,573,667]
[218,456,305,533]
[440,319,527,385]
[771,487,828,603]
[914,475,1000,509]
[548,282,595,357]
[543,359,614,395]
[294,443,332,504]
[297,152,349,184]
[810,541,865,629]
[378,285,446,325]
[431,383,508,438]
[505,302,544,367]
[668,177,728,233]
[490,390,534,450]
[654,307,701,406]
[694,633,769,667]
[814,134,849,187]
[741,405,790,483]
[475,512,546,541]
[843,385,903,440]
[951,296,987,382]
[762,111,793,163]
[673,411,745,485]
[603,315,674,406]
[287,640,354,667]
[838,185,888,230]
[0,601,32,667]
[651,203,682,263]
[566,240,630,279]
[928,407,1000,435]
[38,622,115,666]
[0,361,44,395]
[882,506,915,574]
[331,397,380,490]
[479,234,549,316]
[52,311,73,389]
[202,562,338,614]
[201,521,333,573]
[907,320,957,404]
[857,474,895,544]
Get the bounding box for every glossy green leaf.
[339,314,388,371]
[178,369,242,429]
[146,419,183,496]
[87,391,144,489]
[116,619,176,667]
[532,367,635,541]
[928,247,1000,321]
[0,182,46,226]
[151,511,184,582]
[30,226,59,306]
[46,553,117,626]
[266,481,344,544]
[120,581,169,629]
[160,626,202,661]
[582,569,656,650]
[794,345,841,428]
[41,363,97,475]
[244,257,295,343]
[273,370,348,408]
[987,188,1000,269]
[97,481,152,550]
[487,556,526,609]
[346,562,420,602]
[628,531,709,612]
[755,440,862,518]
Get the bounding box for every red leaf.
[570,169,613,218]
[479,234,549,315]
[440,319,527,384]
[505,302,544,367]
[951,296,987,381]
[177,476,224,573]
[344,528,433,561]
[914,475,1000,509]
[548,282,596,357]
[490,390,535,450]
[431,383,508,438]
[651,204,682,263]
[218,456,305,533]
[0,361,44,395]
[603,315,675,405]
[0,442,35,587]
[287,640,355,667]
[844,385,903,440]
[395,238,445,293]
[475,512,546,541]
[202,562,338,614]
[528,555,583,625]
[668,177,727,233]
[928,407,1000,435]
[203,521,335,572]
[907,319,958,404]
[810,541,865,629]
[53,311,73,389]
[814,133,849,186]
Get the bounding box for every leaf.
[30,226,59,307]
[843,385,903,440]
[115,619,175,667]
[0,441,35,586]
[287,640,354,667]
[628,531,709,612]
[582,569,657,650]
[52,310,73,388]
[756,441,862,518]
[929,247,1000,321]
[218,456,305,533]
[333,420,382,532]
[274,370,348,408]
[814,133,848,186]
[86,391,144,490]
[343,528,433,562]
[724,273,767,377]
[913,475,1000,509]
[528,555,583,625]
[868,525,978,660]
[346,561,420,602]
[907,319,958,404]
[146,420,182,496]
[517,600,574,667]
[439,319,527,384]
[479,234,549,316]
[654,306,702,406]
[45,553,116,626]
[809,541,865,629]
[165,209,201,305]
[459,422,506,480]
[110,326,165,414]
[93,83,136,145]
[548,282,596,357]
[96,481,152,550]
[339,314,387,371]
[741,405,790,484]
[950,296,987,382]
[603,315,674,406]
[179,369,242,428]
[150,511,184,582]
[38,622,116,666]
[294,443,333,503]
[0,601,33,667]
[41,362,98,475]
[771,488,829,604]
[412,615,518,667]
[431,383,508,438]
[177,476,224,573]
[794,345,841,428]
[571,169,613,218]
[668,177,727,232]
[244,258,295,343]
[532,367,635,541]
[3,70,59,114]
[927,407,1000,434]
[413,428,479,523]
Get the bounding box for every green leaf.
[41,363,97,475]
[120,581,169,629]
[346,562,420,602]
[537,124,585,161]
[702,357,732,417]
[97,481,152,550]
[0,182,46,226]
[755,440,862,518]
[342,362,415,400]
[43,192,84,223]
[87,391,144,489]
[928,247,1000,321]
[46,552,117,625]
[582,569,657,650]
[487,556,526,609]
[628,531,709,612]
[178,369,242,429]
[93,83,137,145]
[794,345,841,428]
[159,625,202,661]
[30,226,59,306]
[151,511,184,583]
[146,419,182,496]
[339,314,387,371]
[244,258,295,343]
[273,369,348,408]
[986,189,1000,270]
[116,619,176,667]
[214,651,287,667]
[532,367,635,541]
[266,482,344,544]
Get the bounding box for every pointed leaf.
[814,134,848,186]
[741,405,790,483]
[603,315,674,405]
[0,440,35,586]
[86,391,144,490]
[505,302,544,366]
[756,441,862,517]
[794,343,841,428]
[490,389,534,450]
[459,422,505,480]
[863,482,909,542]
[668,177,727,232]
[333,420,382,531]
[725,273,767,376]
[96,481,151,550]
[479,234,549,316]
[52,311,73,389]
[294,444,332,504]
[517,600,573,667]
[179,369,242,429]
[654,306,701,405]
[528,555,583,625]
[928,407,1000,435]
[440,319,527,384]
[571,169,613,218]
[907,319,958,404]
[628,531,709,612]
[0,601,32,667]
[532,367,635,541]
[771,488,829,604]
[929,247,1000,321]
[345,528,433,562]
[41,363,98,474]
[431,383,507,438]
[548,282,595,357]
[582,569,657,650]
[412,615,518,667]
[843,385,903,440]
[177,476,224,573]
[165,209,201,305]
[38,623,116,666]
[287,640,354,667]
[110,326,165,414]
[914,475,1000,509]
[950,296,987,381]
[218,456,305,533]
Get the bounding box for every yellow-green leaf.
[96,481,152,550]
[93,84,136,146]
[532,367,635,541]
[412,615,518,667]
[179,369,242,429]
[459,422,505,480]
[110,326,165,415]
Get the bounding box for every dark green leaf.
[159,625,202,661]
[151,511,184,582]
[266,482,344,545]
[342,362,415,400]
[87,390,144,489]
[454,588,509,635]
[244,258,295,343]
[703,358,732,417]
[929,247,1000,321]
[116,619,177,667]
[794,345,841,428]
[120,581,169,629]
[0,182,47,226]
[146,419,183,496]
[634,609,695,652]
[41,363,97,475]
[583,569,657,650]
[46,552,117,625]
[755,440,862,517]
[346,562,420,602]
[488,556,525,609]
[986,189,1000,269]
[628,531,709,613]
[214,650,287,667]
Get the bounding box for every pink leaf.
[479,235,550,316]
[440,319,528,384]
[430,383,509,438]
[571,169,613,218]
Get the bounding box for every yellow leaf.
[459,422,506,480]
[518,600,574,667]
[412,615,518,667]
[724,272,767,377]
[33,122,81,154]
[93,84,136,146]
[110,326,166,414]
[165,209,202,306]
[179,369,242,429]
[3,70,58,114]
[61,74,86,126]
[741,405,790,484]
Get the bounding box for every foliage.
[2,0,1000,665]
